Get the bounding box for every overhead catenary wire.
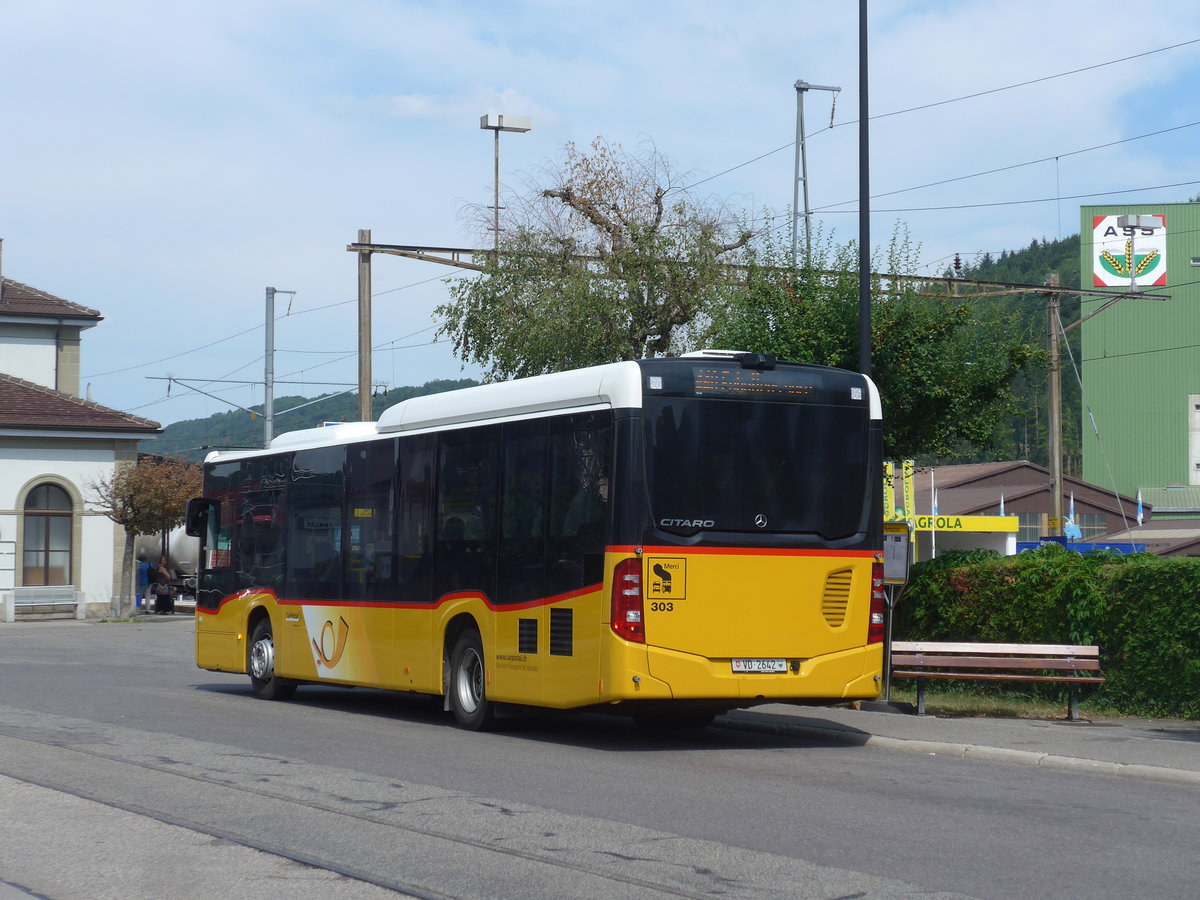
[113,271,466,416]
[679,37,1200,194]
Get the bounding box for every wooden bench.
[890,641,1104,721]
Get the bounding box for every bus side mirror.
[185,498,217,538]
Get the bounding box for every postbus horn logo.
[313,616,350,668]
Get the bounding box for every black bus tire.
[449,629,494,731]
[248,618,297,701]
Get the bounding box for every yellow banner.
[901,460,915,521]
[883,462,901,520]
[913,515,1018,533]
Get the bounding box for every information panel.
[693,366,817,400]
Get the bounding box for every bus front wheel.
[248,618,297,701]
[449,630,494,731]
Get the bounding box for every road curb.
[719,714,1200,787]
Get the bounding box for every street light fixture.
[1116,214,1163,293]
[791,80,840,264]
[480,114,532,255]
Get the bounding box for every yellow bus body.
[196,544,881,711]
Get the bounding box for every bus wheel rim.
[250,635,274,680]
[456,647,483,713]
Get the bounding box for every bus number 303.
[650,601,674,612]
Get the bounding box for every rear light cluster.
[868,561,885,644]
[611,557,645,643]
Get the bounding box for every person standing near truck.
[136,555,154,610]
[152,557,174,615]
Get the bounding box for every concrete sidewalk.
[723,702,1200,786]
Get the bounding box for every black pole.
[858,0,871,377]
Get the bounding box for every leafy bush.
[893,546,1200,718]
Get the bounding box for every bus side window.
[396,434,435,603]
[547,414,611,593]
[346,439,398,602]
[288,446,346,600]
[497,419,547,605]
[433,426,498,600]
[199,462,243,608]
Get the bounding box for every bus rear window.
[643,397,870,539]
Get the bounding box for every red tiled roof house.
[0,277,160,618]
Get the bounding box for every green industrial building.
[1079,202,1200,519]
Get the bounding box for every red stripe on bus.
[197,582,602,615]
[606,545,877,558]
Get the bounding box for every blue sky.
[4,0,1200,428]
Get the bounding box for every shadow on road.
[194,680,868,753]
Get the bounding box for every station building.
[0,277,160,619]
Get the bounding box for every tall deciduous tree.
[89,457,202,617]
[705,227,1038,460]
[438,138,752,380]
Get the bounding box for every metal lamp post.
[792,80,840,264]
[479,114,532,256]
[1116,214,1162,293]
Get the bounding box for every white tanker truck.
[134,526,200,606]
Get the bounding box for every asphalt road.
[1,618,1195,899]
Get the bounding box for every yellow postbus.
[186,351,884,730]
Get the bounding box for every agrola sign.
[1092,214,1167,288]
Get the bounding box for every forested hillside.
[956,235,1080,290]
[942,234,1081,470]
[146,378,478,463]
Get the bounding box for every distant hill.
[146,378,479,463]
[942,234,1082,471]
[952,234,1080,290]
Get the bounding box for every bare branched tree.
[440,137,753,380]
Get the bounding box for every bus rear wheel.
[248,618,297,701]
[449,630,495,731]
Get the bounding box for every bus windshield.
[643,396,871,538]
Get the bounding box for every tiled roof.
[0,277,102,320]
[0,373,159,434]
[887,460,1142,518]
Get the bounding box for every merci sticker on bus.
[647,558,686,599]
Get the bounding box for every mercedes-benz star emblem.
[754,514,767,528]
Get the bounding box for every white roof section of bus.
[269,421,379,448]
[202,421,379,464]
[378,361,643,434]
[203,354,880,464]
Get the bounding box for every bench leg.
[1068,684,1079,721]
[916,678,927,716]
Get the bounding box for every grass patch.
[885,683,1120,720]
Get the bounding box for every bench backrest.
[892,641,1098,657]
[891,641,1101,672]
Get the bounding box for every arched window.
[23,484,73,586]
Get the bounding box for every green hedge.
[892,545,1200,718]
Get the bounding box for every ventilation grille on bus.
[549,608,573,656]
[821,569,853,628]
[518,618,538,654]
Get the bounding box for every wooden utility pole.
[1046,274,1063,536]
[357,228,373,421]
